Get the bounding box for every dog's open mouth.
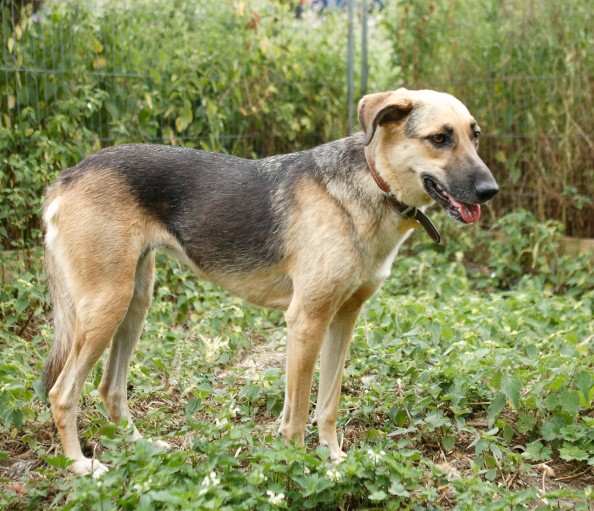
[423,176,481,224]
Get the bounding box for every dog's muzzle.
[423,172,499,224]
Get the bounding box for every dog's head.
[358,88,499,223]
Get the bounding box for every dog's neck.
[363,146,441,244]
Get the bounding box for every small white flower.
[229,405,240,417]
[204,471,220,486]
[215,418,229,428]
[199,471,220,495]
[133,480,151,492]
[266,490,285,505]
[303,466,310,475]
[96,481,103,488]
[326,468,342,481]
[367,448,386,463]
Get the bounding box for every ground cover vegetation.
[1,0,593,509]
[1,212,593,510]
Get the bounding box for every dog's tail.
[42,193,76,395]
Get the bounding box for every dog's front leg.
[315,304,362,461]
[315,286,376,461]
[279,298,333,447]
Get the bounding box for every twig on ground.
[554,467,592,481]
[465,421,488,428]
[16,307,36,338]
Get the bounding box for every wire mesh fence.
[1,1,343,153]
[430,69,594,238]
[1,0,593,248]
[0,0,351,247]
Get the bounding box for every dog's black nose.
[475,179,499,202]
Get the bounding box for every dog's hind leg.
[98,250,168,448]
[48,285,135,477]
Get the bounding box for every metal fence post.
[361,0,368,97]
[347,0,355,134]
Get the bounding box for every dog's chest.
[362,213,416,283]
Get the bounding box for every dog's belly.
[213,271,293,309]
[160,242,293,309]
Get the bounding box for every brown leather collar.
[364,147,441,244]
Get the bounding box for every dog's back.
[52,144,291,273]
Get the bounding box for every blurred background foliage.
[0,0,592,250]
[383,0,593,240]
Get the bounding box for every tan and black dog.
[42,88,498,476]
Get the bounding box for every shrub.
[0,0,351,248]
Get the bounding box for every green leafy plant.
[1,0,353,249]
[2,216,593,509]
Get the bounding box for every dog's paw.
[330,450,347,465]
[69,458,109,478]
[147,438,171,450]
[319,439,347,465]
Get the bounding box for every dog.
[42,88,498,477]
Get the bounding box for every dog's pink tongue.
[450,197,481,223]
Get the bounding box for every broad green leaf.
[486,393,506,427]
[388,481,410,497]
[501,373,522,409]
[92,38,104,53]
[441,435,456,452]
[575,371,592,403]
[185,397,202,417]
[293,475,332,497]
[40,454,73,468]
[540,415,568,441]
[559,444,589,461]
[523,441,552,462]
[559,390,581,416]
[516,413,537,434]
[369,490,388,501]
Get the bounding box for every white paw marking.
[147,438,171,450]
[69,458,109,478]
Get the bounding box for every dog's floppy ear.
[358,89,414,146]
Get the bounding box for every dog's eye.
[428,134,447,145]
